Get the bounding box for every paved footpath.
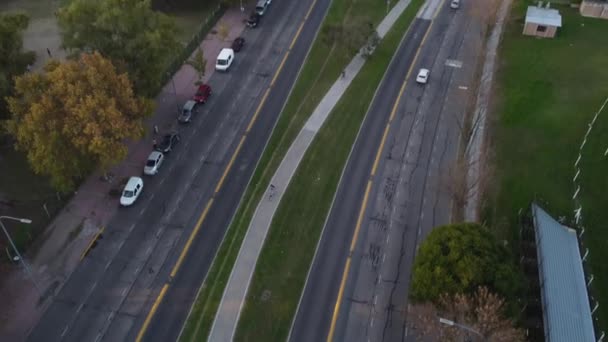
[0,7,246,340]
[207,0,415,340]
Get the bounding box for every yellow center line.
[214,135,247,194]
[136,284,169,342]
[170,199,215,278]
[326,2,445,340]
[134,0,321,339]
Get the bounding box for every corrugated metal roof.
[532,204,595,342]
[526,6,563,27]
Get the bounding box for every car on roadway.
[232,37,245,52]
[144,151,164,176]
[178,100,197,123]
[255,0,269,15]
[450,0,460,9]
[215,48,235,71]
[120,177,143,206]
[416,68,430,84]
[247,13,261,28]
[193,84,212,103]
[155,132,181,153]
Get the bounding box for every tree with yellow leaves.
[5,52,153,192]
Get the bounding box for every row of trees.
[409,223,525,341]
[2,0,183,191]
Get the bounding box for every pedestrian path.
[208,0,415,340]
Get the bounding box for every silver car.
[144,151,164,176]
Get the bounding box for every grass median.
[177,0,406,340]
[234,0,423,340]
[486,1,608,331]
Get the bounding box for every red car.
[193,84,212,103]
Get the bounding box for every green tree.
[0,12,36,119]
[186,47,207,84]
[410,223,522,304]
[5,52,153,192]
[57,0,180,96]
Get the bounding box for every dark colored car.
[155,133,180,153]
[247,13,260,28]
[232,37,245,52]
[193,84,212,103]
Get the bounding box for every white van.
[215,48,234,71]
[450,0,460,9]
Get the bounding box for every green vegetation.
[487,0,608,331]
[6,52,152,191]
[410,223,521,304]
[57,0,180,96]
[235,1,423,339]
[178,0,424,340]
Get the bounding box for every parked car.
[120,177,143,206]
[247,13,261,28]
[178,100,197,123]
[144,151,164,176]
[416,68,430,84]
[155,132,180,153]
[215,48,235,71]
[450,0,460,9]
[194,84,212,103]
[232,37,245,52]
[255,0,269,15]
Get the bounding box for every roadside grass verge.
[177,0,410,340]
[486,0,608,331]
[235,0,424,339]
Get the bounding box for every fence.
[571,95,608,342]
[156,3,226,95]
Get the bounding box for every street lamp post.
[439,317,485,342]
[0,216,42,294]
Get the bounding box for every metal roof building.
[524,5,563,38]
[532,204,595,342]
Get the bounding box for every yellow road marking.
[271,52,291,87]
[326,2,445,339]
[80,227,105,261]
[214,135,247,194]
[246,89,271,133]
[135,0,320,339]
[170,199,215,278]
[136,284,169,342]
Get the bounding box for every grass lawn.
[487,0,608,332]
[177,0,422,340]
[160,0,221,44]
[0,146,66,256]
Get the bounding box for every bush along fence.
[572,95,608,341]
[158,3,225,94]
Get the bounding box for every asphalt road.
[289,1,483,341]
[27,0,328,340]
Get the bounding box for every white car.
[416,68,430,84]
[144,151,164,176]
[215,48,234,71]
[450,0,460,9]
[120,177,144,206]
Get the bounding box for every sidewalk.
[208,0,414,339]
[0,7,248,341]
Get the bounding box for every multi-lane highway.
[289,0,483,341]
[27,0,329,340]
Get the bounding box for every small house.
[580,0,608,19]
[524,4,563,38]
